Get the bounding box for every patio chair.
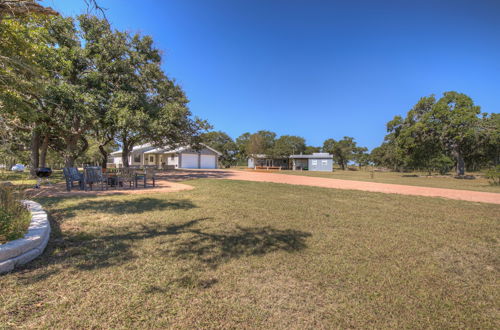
[116,168,136,189]
[135,168,156,188]
[63,167,84,191]
[83,167,108,191]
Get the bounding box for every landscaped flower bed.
[0,199,50,274]
[0,184,31,244]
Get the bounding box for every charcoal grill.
[35,167,52,188]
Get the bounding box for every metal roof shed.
[289,153,333,172]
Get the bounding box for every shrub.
[485,166,500,186]
[429,155,454,175]
[0,184,31,244]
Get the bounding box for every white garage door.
[181,153,198,168]
[200,155,216,169]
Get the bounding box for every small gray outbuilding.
[289,153,333,172]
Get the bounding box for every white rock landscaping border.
[0,200,50,274]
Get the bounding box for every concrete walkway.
[165,170,500,205]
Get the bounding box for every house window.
[133,154,141,163]
[322,160,328,165]
[149,155,154,163]
[312,160,318,166]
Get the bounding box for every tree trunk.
[30,129,40,176]
[64,155,76,168]
[122,141,130,168]
[456,152,465,176]
[457,153,465,175]
[39,134,49,167]
[99,145,108,169]
[64,136,78,168]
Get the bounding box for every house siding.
[179,148,218,169]
[308,158,333,172]
[110,145,219,169]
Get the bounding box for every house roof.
[289,153,333,159]
[201,144,223,156]
[110,143,153,156]
[111,143,222,156]
[248,154,288,159]
[143,146,187,154]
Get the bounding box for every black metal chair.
[63,167,83,191]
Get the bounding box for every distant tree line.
[203,92,498,175]
[200,130,371,169]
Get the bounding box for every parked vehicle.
[10,164,25,172]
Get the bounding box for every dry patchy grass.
[0,179,498,328]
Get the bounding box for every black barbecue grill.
[35,167,52,188]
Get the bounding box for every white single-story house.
[110,144,221,169]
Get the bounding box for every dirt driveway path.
[166,170,500,205]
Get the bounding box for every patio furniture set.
[63,167,156,192]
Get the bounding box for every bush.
[429,155,454,175]
[0,184,31,244]
[485,166,500,186]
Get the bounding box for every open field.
[246,168,500,193]
[1,178,499,328]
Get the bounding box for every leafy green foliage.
[323,137,367,170]
[429,155,454,175]
[0,184,30,243]
[485,166,500,186]
[304,145,321,154]
[272,135,306,157]
[373,92,495,175]
[1,13,206,169]
[245,130,276,156]
[201,131,237,167]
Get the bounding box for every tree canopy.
[372,92,497,175]
[322,137,367,170]
[201,131,237,167]
[0,12,207,171]
[272,135,306,157]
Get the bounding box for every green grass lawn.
[1,179,498,328]
[0,169,65,187]
[274,168,500,193]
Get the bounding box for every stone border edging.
[0,200,50,274]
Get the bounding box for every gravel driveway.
[167,170,500,205]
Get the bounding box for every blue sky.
[42,0,500,150]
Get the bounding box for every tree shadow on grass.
[18,215,311,287]
[43,197,197,218]
[166,225,311,268]
[17,218,208,283]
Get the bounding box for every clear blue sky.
[41,0,500,150]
